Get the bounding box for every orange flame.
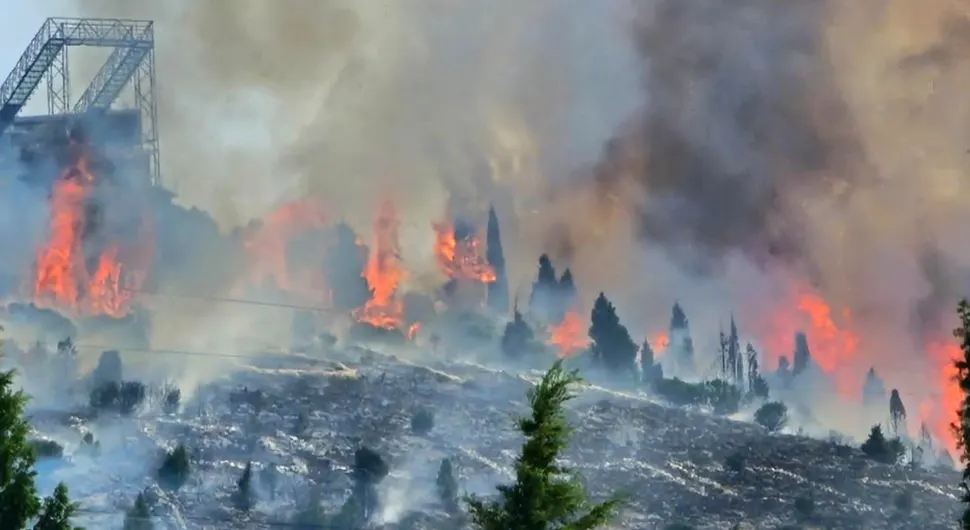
[33,152,150,318]
[355,200,406,330]
[650,332,670,353]
[407,321,421,340]
[754,284,861,396]
[549,309,588,357]
[920,340,961,456]
[431,220,496,283]
[242,197,329,297]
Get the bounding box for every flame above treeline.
[20,147,962,454]
[32,146,152,318]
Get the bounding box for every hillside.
[25,345,963,529]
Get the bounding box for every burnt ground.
[26,345,965,529]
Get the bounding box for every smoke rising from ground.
[40,0,970,428]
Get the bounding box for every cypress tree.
[669,303,695,377]
[889,389,907,437]
[123,493,153,530]
[792,331,811,378]
[486,206,509,314]
[588,293,638,374]
[952,299,970,529]
[529,255,559,321]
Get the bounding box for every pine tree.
[668,303,695,377]
[436,458,459,513]
[951,298,970,529]
[588,293,638,374]
[232,461,253,512]
[889,389,907,437]
[122,493,153,530]
[464,361,622,529]
[486,206,509,314]
[0,369,41,529]
[792,331,811,378]
[325,222,373,311]
[33,482,81,530]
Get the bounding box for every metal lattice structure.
[0,17,159,185]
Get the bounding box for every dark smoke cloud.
[592,0,867,270]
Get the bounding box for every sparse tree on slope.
[502,308,537,358]
[639,339,663,385]
[889,389,907,437]
[558,269,577,320]
[951,298,970,529]
[33,482,82,530]
[669,303,695,377]
[529,254,559,322]
[588,293,638,374]
[486,206,509,314]
[232,461,253,512]
[746,344,769,399]
[0,369,41,529]
[465,360,622,530]
[436,458,459,514]
[122,493,153,530]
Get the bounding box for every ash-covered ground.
[20,343,964,530]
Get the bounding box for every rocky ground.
[24,343,966,529]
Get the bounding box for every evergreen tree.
[436,458,459,513]
[325,222,373,311]
[529,254,559,322]
[232,461,253,512]
[0,369,41,529]
[486,206,509,314]
[746,344,769,399]
[639,340,663,385]
[123,493,153,530]
[668,303,695,377]
[889,389,907,437]
[863,366,887,407]
[351,446,389,523]
[588,293,638,374]
[157,444,191,491]
[951,298,970,529]
[792,331,811,378]
[464,361,622,529]
[728,318,743,385]
[33,482,81,530]
[557,269,577,320]
[501,309,536,358]
[777,356,792,384]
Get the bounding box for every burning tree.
[588,293,637,374]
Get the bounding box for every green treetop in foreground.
[0,369,83,529]
[465,360,623,530]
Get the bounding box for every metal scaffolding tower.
[0,17,160,185]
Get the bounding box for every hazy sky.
[0,1,84,114]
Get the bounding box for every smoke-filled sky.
[3,0,970,425]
